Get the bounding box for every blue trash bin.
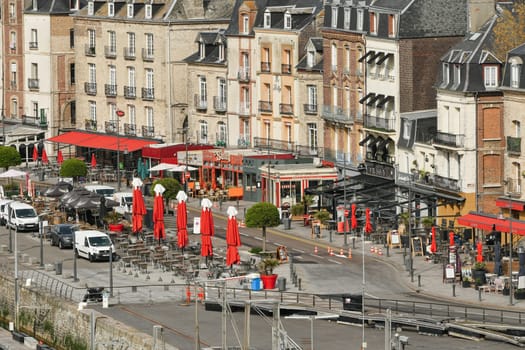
[251,278,261,291]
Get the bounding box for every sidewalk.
[19,172,525,311]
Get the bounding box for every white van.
[112,192,133,215]
[85,185,115,200]
[0,199,13,226]
[7,202,39,232]
[74,230,115,262]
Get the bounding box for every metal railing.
[434,131,465,148]
[124,86,136,99]
[123,47,136,60]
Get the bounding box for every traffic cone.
[314,246,318,254]
[330,248,334,256]
[379,248,383,256]
[328,246,331,254]
[348,248,352,259]
[340,248,344,256]
[370,246,374,253]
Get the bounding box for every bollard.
[418,274,421,288]
[298,278,302,291]
[478,288,482,301]
[452,284,456,297]
[329,229,333,243]
[352,237,356,249]
[386,245,390,257]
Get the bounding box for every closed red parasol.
[449,231,455,247]
[132,178,146,235]
[41,148,48,164]
[153,184,166,243]
[476,240,483,262]
[57,150,64,165]
[226,206,241,266]
[364,208,373,234]
[430,226,437,254]
[200,198,214,258]
[351,203,357,230]
[32,147,38,162]
[176,191,189,250]
[91,153,97,168]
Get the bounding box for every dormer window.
[108,2,114,17]
[442,63,449,85]
[145,4,152,19]
[307,49,315,68]
[218,43,224,61]
[484,65,498,88]
[388,14,396,37]
[242,14,249,34]
[331,7,338,28]
[357,9,363,31]
[370,12,377,35]
[284,11,291,29]
[453,64,461,86]
[264,10,270,28]
[511,62,522,88]
[199,41,205,60]
[88,1,94,15]
[344,8,350,29]
[32,0,37,11]
[127,4,134,18]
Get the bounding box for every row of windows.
[87,102,154,126]
[86,64,154,88]
[87,30,154,54]
[442,63,501,88]
[87,1,152,19]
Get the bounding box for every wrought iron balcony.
[213,96,227,112]
[104,84,117,97]
[142,125,155,138]
[194,94,207,110]
[433,174,461,192]
[261,62,271,73]
[124,86,136,99]
[322,105,353,123]
[304,104,318,115]
[237,135,250,148]
[84,82,97,95]
[433,131,464,148]
[10,80,17,90]
[105,120,118,134]
[364,114,395,132]
[254,137,295,152]
[124,123,136,136]
[259,101,272,113]
[28,79,39,90]
[85,119,97,131]
[506,177,521,195]
[239,103,250,116]
[238,67,250,82]
[141,88,154,101]
[104,46,117,58]
[279,103,293,115]
[281,64,291,74]
[507,136,521,155]
[123,47,136,60]
[142,48,154,62]
[29,42,38,49]
[84,44,96,56]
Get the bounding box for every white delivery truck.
[112,192,133,215]
[7,201,39,232]
[74,230,116,262]
[0,199,13,226]
[85,185,116,200]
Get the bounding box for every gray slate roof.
[184,31,227,65]
[25,0,88,14]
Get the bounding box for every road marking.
[328,259,342,265]
[253,237,262,241]
[240,233,249,237]
[292,248,305,253]
[308,254,324,259]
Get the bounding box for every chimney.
[468,0,496,33]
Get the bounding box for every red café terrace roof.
[495,197,525,211]
[141,144,214,160]
[47,131,159,152]
[457,212,525,235]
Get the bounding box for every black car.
[49,224,78,249]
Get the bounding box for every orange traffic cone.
[348,248,352,259]
[340,248,344,256]
[328,246,331,254]
[330,248,334,256]
[378,248,383,256]
[370,246,374,253]
[314,246,318,254]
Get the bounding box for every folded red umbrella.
[132,187,146,234]
[226,216,241,266]
[430,226,437,253]
[57,150,64,165]
[91,153,97,168]
[41,149,48,164]
[200,207,214,257]
[153,194,165,241]
[351,203,357,229]
[32,147,38,162]
[364,208,372,234]
[476,241,483,262]
[177,200,188,249]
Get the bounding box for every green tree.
[0,146,21,170]
[245,202,280,251]
[59,158,87,184]
[151,177,182,212]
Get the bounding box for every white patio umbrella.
[0,169,27,178]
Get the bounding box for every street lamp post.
[184,127,189,194]
[115,109,125,191]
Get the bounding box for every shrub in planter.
[515,289,525,300]
[462,279,472,288]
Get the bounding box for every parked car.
[7,202,39,232]
[74,230,115,262]
[0,199,13,226]
[49,223,78,249]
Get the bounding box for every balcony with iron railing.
[194,94,207,110]
[85,119,97,131]
[279,103,293,115]
[433,131,465,148]
[21,115,47,129]
[433,174,461,192]
[105,120,118,134]
[281,64,291,74]
[84,44,96,56]
[239,103,250,116]
[84,82,97,95]
[254,137,295,152]
[261,62,271,73]
[238,135,250,148]
[123,47,136,60]
[142,48,154,62]
[304,104,318,115]
[124,123,136,136]
[28,78,39,90]
[213,96,227,112]
[238,67,250,82]
[322,105,354,124]
[364,114,395,132]
[142,88,154,101]
[506,177,522,195]
[10,81,17,90]
[142,125,155,138]
[258,101,272,113]
[507,136,521,155]
[105,84,117,97]
[124,86,136,99]
[29,42,38,50]
[105,46,117,58]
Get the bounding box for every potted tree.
[105,211,124,232]
[245,203,281,252]
[258,258,280,290]
[472,262,487,287]
[515,288,525,300]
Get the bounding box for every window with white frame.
[218,78,226,106]
[9,32,16,50]
[513,120,521,137]
[127,4,133,18]
[108,31,116,53]
[10,62,17,87]
[108,1,114,16]
[31,63,38,79]
[127,67,135,87]
[10,98,18,117]
[9,3,15,18]
[344,8,350,29]
[453,64,461,86]
[331,7,338,28]
[307,85,317,108]
[199,40,205,59]
[345,46,350,73]
[128,105,136,125]
[217,122,226,142]
[331,43,337,71]
[87,1,94,15]
[484,65,498,88]
[109,65,116,85]
[88,29,96,49]
[146,68,154,89]
[218,42,224,61]
[370,12,377,34]
[285,123,292,144]
[128,32,135,55]
[442,63,449,85]
[264,10,270,28]
[32,102,38,118]
[511,63,521,88]
[146,106,153,127]
[199,76,207,104]
[145,4,152,19]
[357,9,363,30]
[284,11,291,29]
[242,14,249,34]
[30,29,38,48]
[332,85,337,107]
[88,63,96,83]
[145,33,154,56]
[308,123,317,150]
[388,14,395,37]
[89,101,96,120]
[307,47,315,68]
[403,119,411,140]
[109,103,116,122]
[200,121,208,143]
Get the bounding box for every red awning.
[47,131,159,152]
[495,198,525,211]
[457,212,525,235]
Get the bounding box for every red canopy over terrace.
[457,212,525,235]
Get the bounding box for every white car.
[85,185,115,200]
[112,192,133,215]
[74,230,116,262]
